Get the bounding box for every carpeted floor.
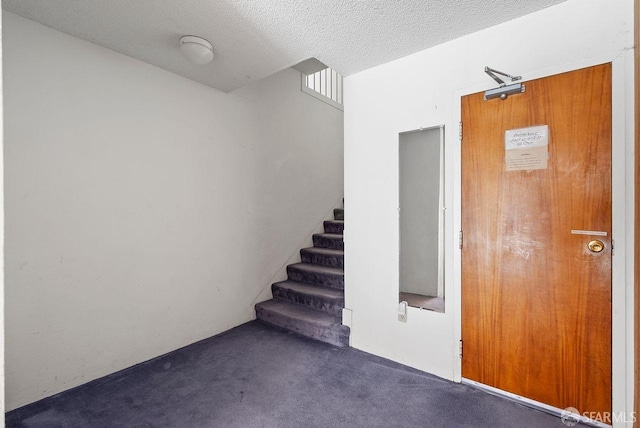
[6,321,575,427]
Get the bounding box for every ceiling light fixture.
[179,36,214,65]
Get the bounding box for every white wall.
[344,0,634,423]
[3,12,343,410]
[0,5,5,427]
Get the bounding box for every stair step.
[313,233,344,250]
[333,208,344,221]
[272,280,344,317]
[255,300,349,347]
[300,247,344,268]
[287,263,344,289]
[323,220,344,234]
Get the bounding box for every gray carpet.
[6,321,575,427]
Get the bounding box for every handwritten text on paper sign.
[505,125,549,172]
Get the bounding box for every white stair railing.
[301,68,344,110]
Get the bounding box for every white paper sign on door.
[504,125,549,172]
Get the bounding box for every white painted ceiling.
[3,0,567,92]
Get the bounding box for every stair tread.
[312,233,344,250]
[324,220,344,225]
[256,300,342,327]
[289,263,343,275]
[314,233,343,238]
[274,280,344,299]
[301,247,344,256]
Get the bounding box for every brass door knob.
[588,240,605,253]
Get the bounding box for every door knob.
[588,240,605,253]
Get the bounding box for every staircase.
[255,208,349,347]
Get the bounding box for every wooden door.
[461,64,612,418]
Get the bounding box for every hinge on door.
[459,122,463,140]
[459,231,464,249]
[459,340,463,359]
[611,239,615,256]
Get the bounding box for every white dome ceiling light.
[179,36,214,65]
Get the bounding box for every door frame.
[634,0,639,424]
[451,55,634,422]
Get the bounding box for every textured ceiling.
[3,0,567,92]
